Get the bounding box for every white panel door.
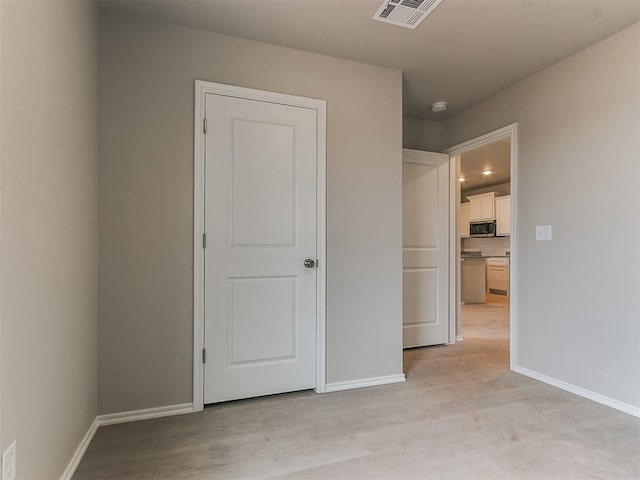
[204,93,317,403]
[402,149,450,348]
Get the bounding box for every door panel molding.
[193,81,326,411]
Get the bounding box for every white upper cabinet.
[495,195,511,236]
[467,192,495,221]
[459,203,470,238]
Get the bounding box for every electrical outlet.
[535,225,552,241]
[1,441,16,480]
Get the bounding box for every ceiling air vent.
[373,0,444,29]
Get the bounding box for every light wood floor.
[74,296,639,479]
[461,292,510,340]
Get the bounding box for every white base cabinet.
[487,257,509,295]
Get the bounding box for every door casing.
[444,123,518,370]
[193,80,327,411]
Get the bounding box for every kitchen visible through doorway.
[458,136,512,360]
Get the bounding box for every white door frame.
[192,80,327,411]
[444,123,518,370]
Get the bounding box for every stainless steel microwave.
[470,221,496,237]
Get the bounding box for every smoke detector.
[431,101,447,113]
[373,0,444,30]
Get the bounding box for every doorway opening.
[446,124,517,370]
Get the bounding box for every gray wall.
[444,23,640,408]
[0,1,99,478]
[98,11,403,414]
[403,117,442,152]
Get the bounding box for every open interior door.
[402,149,450,348]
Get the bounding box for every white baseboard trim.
[97,402,195,427]
[514,365,640,418]
[456,335,464,342]
[60,403,195,479]
[60,417,98,480]
[325,374,406,393]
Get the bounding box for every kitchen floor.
[73,290,640,480]
[461,292,509,341]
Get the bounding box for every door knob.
[304,259,316,269]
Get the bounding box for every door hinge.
[202,233,207,249]
[203,118,208,134]
[202,348,207,364]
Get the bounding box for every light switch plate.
[536,225,552,241]
[1,441,16,480]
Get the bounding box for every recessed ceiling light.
[459,177,465,182]
[482,170,493,176]
[431,101,447,113]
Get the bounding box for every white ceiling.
[460,139,510,193]
[100,0,640,120]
